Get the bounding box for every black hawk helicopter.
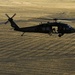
[5,14,75,37]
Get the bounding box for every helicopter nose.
[70,27,75,32]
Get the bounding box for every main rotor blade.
[59,18,75,20]
[5,14,10,18]
[37,17,75,21]
[11,13,16,18]
[36,18,53,20]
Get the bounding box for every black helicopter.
[5,14,75,37]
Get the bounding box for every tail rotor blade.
[5,21,9,24]
[11,13,16,18]
[5,14,10,18]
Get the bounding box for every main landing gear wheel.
[58,33,64,37]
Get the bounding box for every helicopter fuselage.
[15,22,75,35]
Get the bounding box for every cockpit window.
[67,25,72,28]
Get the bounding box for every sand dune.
[0,1,75,75]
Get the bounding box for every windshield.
[67,25,72,28]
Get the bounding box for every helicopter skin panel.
[9,19,19,30]
[16,25,52,33]
[19,26,38,32]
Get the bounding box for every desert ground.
[0,1,75,75]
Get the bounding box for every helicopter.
[5,13,75,37]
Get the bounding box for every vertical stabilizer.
[5,14,20,30]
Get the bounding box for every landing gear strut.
[21,32,25,36]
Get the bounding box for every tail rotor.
[11,13,16,18]
[5,13,16,24]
